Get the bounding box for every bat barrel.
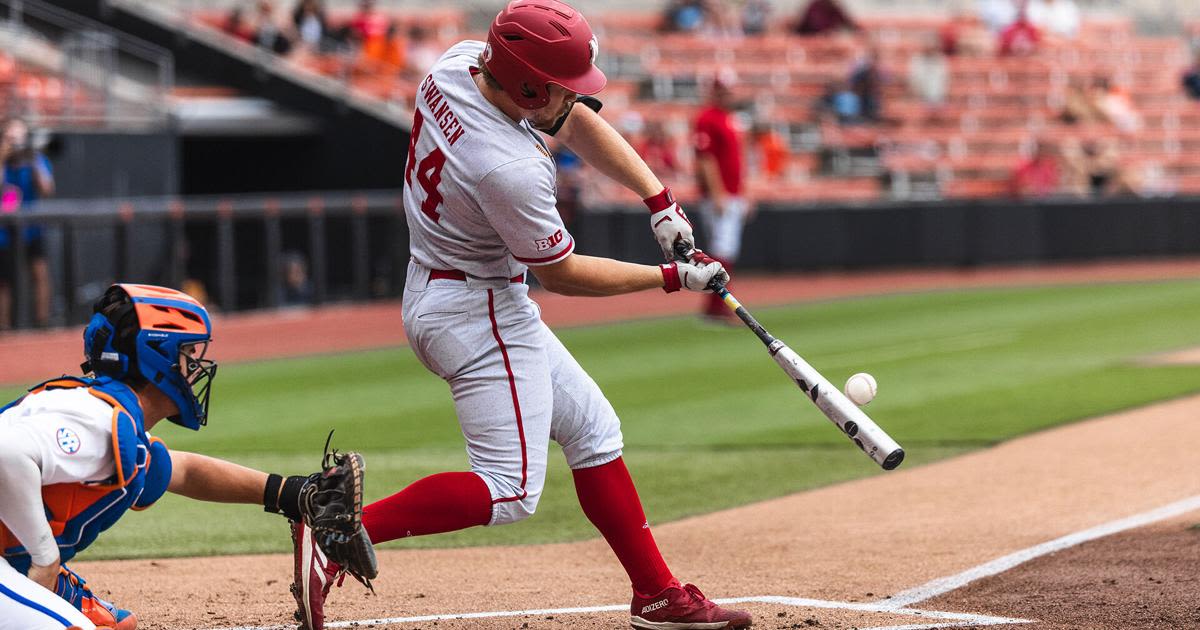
[770,343,905,470]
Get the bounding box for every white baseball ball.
[844,372,877,406]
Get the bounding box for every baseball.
[844,372,877,406]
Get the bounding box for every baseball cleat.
[56,566,137,630]
[630,580,752,629]
[291,519,344,630]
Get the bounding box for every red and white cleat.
[630,580,753,629]
[290,520,343,630]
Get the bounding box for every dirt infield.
[21,258,1200,629]
[75,393,1200,629]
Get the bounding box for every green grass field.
[8,278,1200,559]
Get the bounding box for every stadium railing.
[0,191,407,329]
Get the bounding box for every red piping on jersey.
[487,289,529,505]
[513,237,575,264]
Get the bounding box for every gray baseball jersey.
[404,40,575,281]
[401,41,622,527]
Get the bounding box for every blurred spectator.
[362,19,406,71]
[1059,78,1105,124]
[997,3,1040,56]
[793,0,858,36]
[749,123,789,180]
[1061,137,1134,197]
[908,38,949,112]
[552,146,584,230]
[279,251,313,307]
[292,0,329,51]
[849,46,885,121]
[253,0,293,55]
[1010,140,1060,198]
[693,73,747,324]
[0,118,54,329]
[977,0,1016,34]
[1026,0,1079,40]
[1185,52,1200,100]
[349,0,388,44]
[1092,76,1142,133]
[635,121,681,180]
[741,0,771,36]
[403,26,442,79]
[940,11,992,56]
[814,79,862,124]
[662,0,706,32]
[223,5,255,43]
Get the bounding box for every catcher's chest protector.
[0,376,173,572]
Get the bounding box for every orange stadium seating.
[0,52,111,126]
[187,8,1200,203]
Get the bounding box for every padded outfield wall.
[3,194,1199,329]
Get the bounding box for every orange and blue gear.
[0,376,173,573]
[82,284,217,430]
[55,565,137,630]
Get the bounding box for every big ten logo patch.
[534,229,564,252]
[57,427,81,455]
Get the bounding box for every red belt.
[429,268,525,283]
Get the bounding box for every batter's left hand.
[645,187,695,261]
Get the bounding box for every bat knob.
[881,448,905,470]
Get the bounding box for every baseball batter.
[0,284,369,630]
[292,2,752,629]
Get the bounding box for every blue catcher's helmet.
[82,284,218,430]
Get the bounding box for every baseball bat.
[678,244,905,470]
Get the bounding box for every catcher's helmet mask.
[82,284,218,430]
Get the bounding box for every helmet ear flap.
[81,287,139,378]
[81,312,130,377]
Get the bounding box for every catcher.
[0,283,376,630]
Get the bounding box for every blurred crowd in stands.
[202,0,1200,205]
[222,0,444,80]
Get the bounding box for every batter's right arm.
[531,252,726,297]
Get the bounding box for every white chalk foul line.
[203,494,1200,630]
[205,596,1029,630]
[878,493,1200,609]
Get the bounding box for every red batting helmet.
[483,0,607,109]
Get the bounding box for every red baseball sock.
[363,472,493,544]
[572,458,674,595]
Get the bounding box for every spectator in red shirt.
[349,0,388,45]
[693,73,748,324]
[998,2,1040,56]
[636,121,681,180]
[1010,140,1060,198]
[793,0,859,36]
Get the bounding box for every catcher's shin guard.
[56,565,138,630]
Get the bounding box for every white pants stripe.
[0,557,94,630]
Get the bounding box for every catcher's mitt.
[301,431,378,587]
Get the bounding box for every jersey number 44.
[405,108,446,223]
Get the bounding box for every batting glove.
[661,250,728,293]
[645,187,695,261]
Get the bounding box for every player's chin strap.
[535,95,603,135]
